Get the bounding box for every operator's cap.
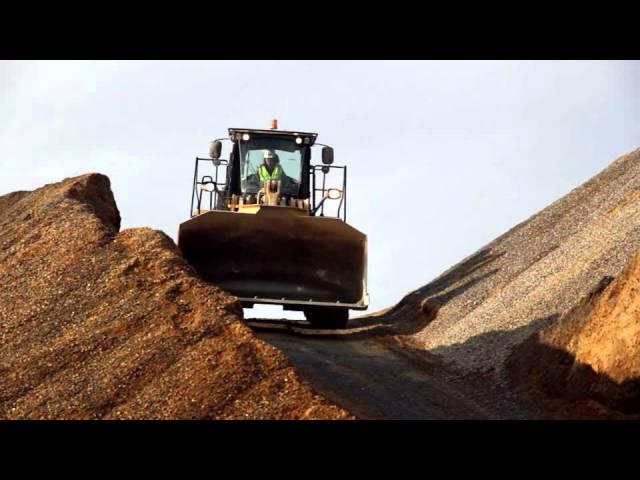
[263,150,276,159]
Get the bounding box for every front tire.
[304,307,349,329]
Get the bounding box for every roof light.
[242,133,250,141]
[295,137,303,144]
[270,119,278,129]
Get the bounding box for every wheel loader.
[177,120,368,328]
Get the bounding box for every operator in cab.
[258,150,284,181]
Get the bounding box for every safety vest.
[258,164,282,181]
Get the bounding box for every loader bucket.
[178,207,367,308]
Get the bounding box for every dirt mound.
[507,248,640,419]
[0,173,350,419]
[387,147,640,384]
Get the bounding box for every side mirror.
[209,140,222,160]
[322,146,334,165]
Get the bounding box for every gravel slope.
[391,147,640,383]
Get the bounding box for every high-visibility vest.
[258,164,282,181]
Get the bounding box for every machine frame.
[179,126,369,321]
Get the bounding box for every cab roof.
[228,128,319,146]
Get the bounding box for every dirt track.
[249,319,536,419]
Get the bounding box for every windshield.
[239,136,303,196]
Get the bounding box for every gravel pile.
[0,173,350,419]
[507,247,640,419]
[393,147,640,383]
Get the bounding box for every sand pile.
[507,248,640,419]
[0,173,349,419]
[386,147,640,385]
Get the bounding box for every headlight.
[327,188,342,200]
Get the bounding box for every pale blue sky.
[2,60,639,319]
